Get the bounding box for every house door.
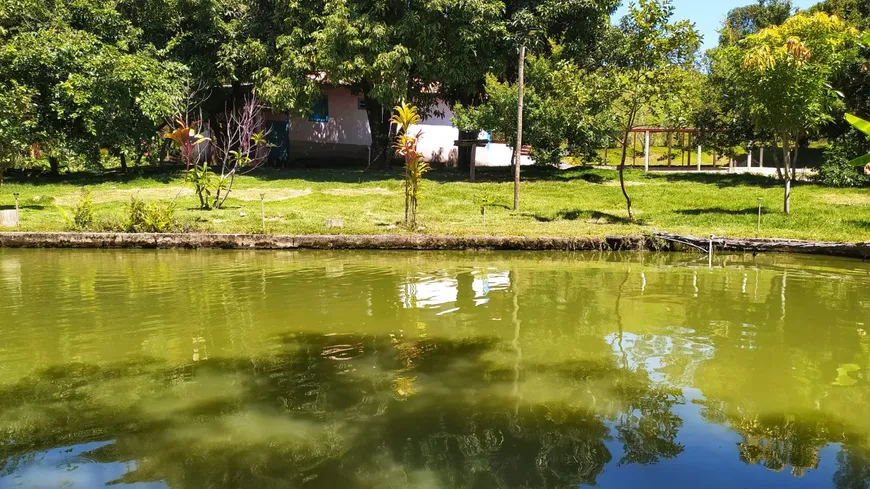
[267,119,289,167]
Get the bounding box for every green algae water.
[1,250,869,489]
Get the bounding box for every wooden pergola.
[629,127,704,171]
[619,127,765,171]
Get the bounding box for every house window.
[308,95,329,122]
[358,98,367,110]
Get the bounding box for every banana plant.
[391,103,430,229]
[846,113,870,170]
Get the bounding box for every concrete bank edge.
[0,232,868,259]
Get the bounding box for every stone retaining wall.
[0,232,867,260]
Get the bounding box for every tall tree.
[0,0,186,174]
[605,0,701,221]
[719,0,794,47]
[0,81,35,184]
[709,12,860,213]
[810,0,870,30]
[453,49,615,168]
[812,0,870,127]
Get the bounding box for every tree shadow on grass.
[250,166,605,185]
[649,172,782,189]
[0,204,46,210]
[528,209,635,225]
[675,207,760,216]
[848,220,870,231]
[5,166,184,187]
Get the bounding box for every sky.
[613,0,820,52]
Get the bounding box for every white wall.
[286,88,534,166]
[411,101,534,167]
[410,100,460,165]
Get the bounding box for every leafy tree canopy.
[0,0,187,170]
[719,0,794,47]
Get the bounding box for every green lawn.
[1,166,868,242]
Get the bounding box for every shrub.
[124,196,179,233]
[58,189,95,231]
[820,129,870,187]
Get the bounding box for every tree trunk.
[404,168,410,227]
[618,127,634,222]
[364,94,392,169]
[216,170,237,209]
[513,44,526,212]
[781,132,793,215]
[771,134,784,181]
[48,156,60,176]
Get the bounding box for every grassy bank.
[0,166,867,242]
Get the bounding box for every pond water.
[1,250,869,489]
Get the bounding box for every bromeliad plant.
[163,118,212,208]
[391,103,430,229]
[164,119,210,170]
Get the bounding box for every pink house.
[279,86,533,167]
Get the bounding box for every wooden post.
[760,146,764,167]
[513,44,525,212]
[604,144,609,163]
[667,131,673,167]
[469,143,476,182]
[644,131,650,172]
[697,144,702,171]
[682,133,687,166]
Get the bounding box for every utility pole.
[513,44,525,211]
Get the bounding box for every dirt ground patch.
[816,193,870,206]
[231,188,312,201]
[321,187,395,196]
[56,187,314,205]
[55,188,193,205]
[602,180,648,187]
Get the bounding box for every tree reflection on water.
[1,250,870,488]
[0,333,683,489]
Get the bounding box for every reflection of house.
[400,271,511,310]
[280,86,533,167]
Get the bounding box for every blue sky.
[613,0,820,52]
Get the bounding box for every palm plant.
[391,103,430,229]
